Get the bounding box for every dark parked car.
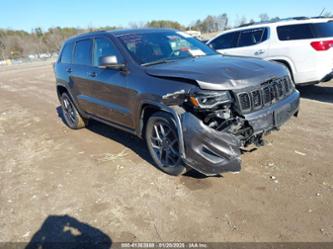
[54,29,300,176]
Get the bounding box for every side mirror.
[99,56,126,70]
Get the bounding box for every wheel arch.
[56,83,87,118]
[138,103,163,138]
[56,84,68,100]
[137,101,186,159]
[269,58,295,81]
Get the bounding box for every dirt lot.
[0,62,332,244]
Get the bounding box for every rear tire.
[145,111,187,176]
[60,92,87,129]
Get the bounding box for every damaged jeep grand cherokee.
[54,28,300,176]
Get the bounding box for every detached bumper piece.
[180,112,241,176]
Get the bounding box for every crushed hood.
[145,55,287,90]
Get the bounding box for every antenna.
[319,8,326,16]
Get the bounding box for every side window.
[238,28,266,47]
[73,39,93,66]
[209,32,239,50]
[93,37,122,66]
[311,22,333,38]
[262,28,269,42]
[60,42,73,64]
[277,24,314,41]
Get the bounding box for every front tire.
[145,112,187,176]
[60,92,87,129]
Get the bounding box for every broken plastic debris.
[294,150,306,156]
[162,90,185,99]
[22,231,31,238]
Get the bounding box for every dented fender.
[169,106,242,176]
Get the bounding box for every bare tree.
[128,21,146,29]
[240,16,247,26]
[215,13,229,31]
[191,14,230,33]
[270,16,280,22]
[323,11,332,17]
[234,15,247,27]
[259,13,270,22]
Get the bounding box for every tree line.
[1,12,332,60]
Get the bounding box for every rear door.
[55,41,74,90]
[70,39,96,114]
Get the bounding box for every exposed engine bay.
[163,76,298,149]
[163,89,264,150]
[183,98,257,148]
[161,76,300,175]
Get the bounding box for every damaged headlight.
[189,90,232,109]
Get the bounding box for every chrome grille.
[276,80,284,98]
[236,76,293,113]
[251,90,261,108]
[283,77,290,93]
[239,93,251,111]
[263,86,271,104]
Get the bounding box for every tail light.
[310,40,333,51]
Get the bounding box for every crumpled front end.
[162,75,300,176]
[180,112,241,175]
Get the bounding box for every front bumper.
[181,112,241,176]
[177,90,300,176]
[244,90,300,133]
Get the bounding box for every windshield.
[117,31,216,65]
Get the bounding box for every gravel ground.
[0,62,332,244]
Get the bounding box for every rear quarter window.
[311,22,333,38]
[277,24,314,40]
[60,42,73,64]
[73,39,93,66]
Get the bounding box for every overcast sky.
[1,0,332,31]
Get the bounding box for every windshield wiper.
[141,59,176,67]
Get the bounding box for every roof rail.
[75,30,108,37]
[311,16,333,19]
[66,30,108,41]
[238,16,312,28]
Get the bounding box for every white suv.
[207,17,333,85]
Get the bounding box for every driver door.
[87,36,132,128]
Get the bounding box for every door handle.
[89,72,97,77]
[66,68,72,73]
[254,50,265,56]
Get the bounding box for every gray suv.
[54,28,300,176]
